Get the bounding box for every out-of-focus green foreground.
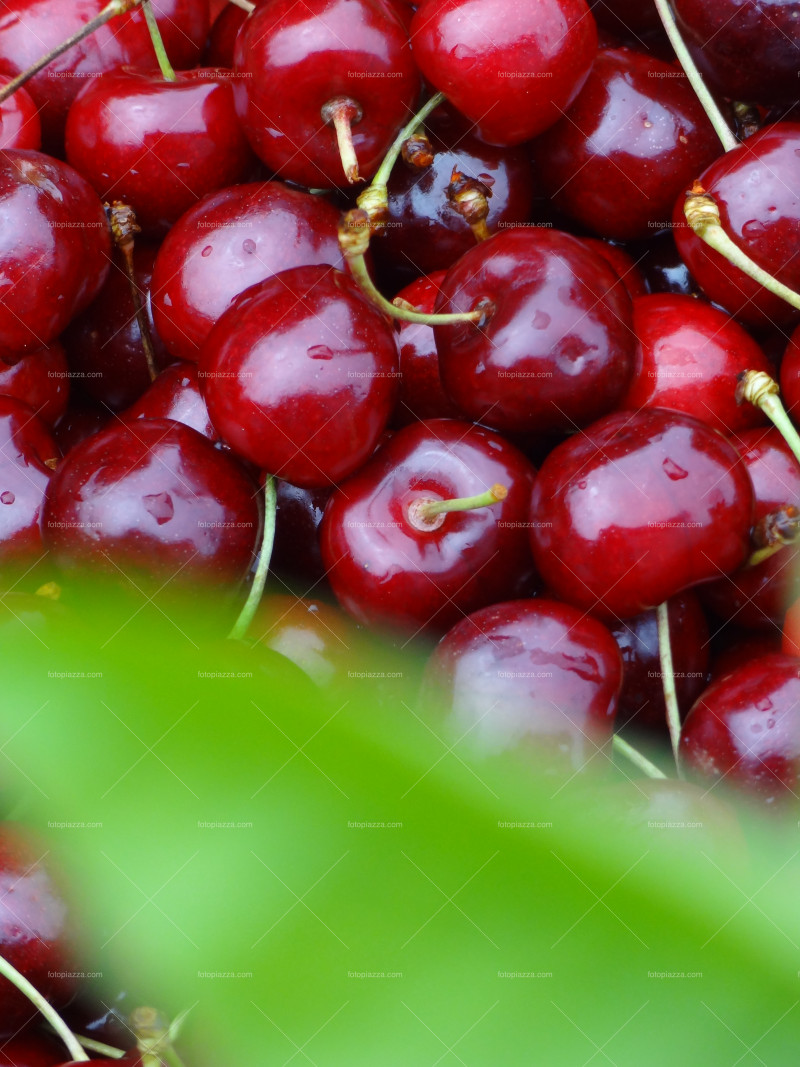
[1,588,798,1065]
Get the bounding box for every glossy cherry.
[0,78,40,150]
[434,227,636,434]
[534,47,720,241]
[578,239,648,303]
[410,0,597,146]
[680,653,800,807]
[43,418,260,588]
[122,362,218,442]
[199,265,399,488]
[620,293,771,436]
[673,123,800,328]
[0,397,58,571]
[151,182,346,364]
[272,479,332,590]
[420,598,623,773]
[0,151,110,352]
[233,0,421,188]
[0,342,69,427]
[779,322,800,423]
[529,408,754,621]
[204,1,248,68]
[65,68,255,236]
[320,419,538,636]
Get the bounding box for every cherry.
[433,227,636,434]
[610,590,709,733]
[672,123,800,328]
[42,418,260,588]
[0,78,40,150]
[150,182,346,364]
[634,230,700,297]
[0,1032,71,1065]
[320,419,538,636]
[529,408,754,621]
[620,293,772,435]
[0,824,76,1035]
[0,0,208,150]
[410,0,597,146]
[65,68,255,236]
[52,390,110,455]
[420,598,622,772]
[204,2,248,68]
[272,480,331,590]
[122,361,218,442]
[0,342,69,427]
[0,151,110,353]
[199,264,399,488]
[672,0,800,107]
[534,47,720,241]
[779,322,800,423]
[578,239,648,304]
[233,0,421,188]
[0,397,58,572]
[62,241,170,412]
[712,630,783,682]
[680,652,800,807]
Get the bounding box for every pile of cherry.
[2,0,800,1051]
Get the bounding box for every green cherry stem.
[685,186,800,311]
[738,370,800,467]
[651,0,737,152]
[142,0,176,81]
[409,484,507,530]
[657,601,683,769]
[0,951,88,1061]
[228,474,277,641]
[0,0,143,104]
[612,735,668,779]
[75,1035,126,1058]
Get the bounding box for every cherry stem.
[413,484,507,524]
[612,735,668,779]
[657,601,683,770]
[142,0,176,81]
[685,186,800,310]
[228,474,277,641]
[75,1035,126,1058]
[651,0,737,152]
[446,167,493,243]
[738,370,800,468]
[339,210,486,325]
[358,92,446,231]
[0,0,143,105]
[131,1006,186,1067]
[321,96,363,184]
[107,202,158,382]
[0,951,87,1061]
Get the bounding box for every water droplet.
[0,491,14,505]
[307,345,333,360]
[662,457,688,480]
[577,480,587,490]
[742,220,767,240]
[242,238,256,254]
[201,245,212,257]
[756,696,773,711]
[767,718,776,728]
[143,491,174,525]
[533,310,550,329]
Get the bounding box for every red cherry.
[122,362,218,442]
[0,78,40,150]
[320,419,538,636]
[151,182,346,364]
[779,322,800,423]
[0,342,69,426]
[420,598,622,771]
[272,479,331,589]
[434,227,636,434]
[199,265,399,488]
[578,238,648,303]
[0,1031,71,1065]
[250,595,364,687]
[529,408,754,621]
[65,68,254,236]
[204,2,248,68]
[0,397,58,571]
[680,653,800,807]
[410,0,597,146]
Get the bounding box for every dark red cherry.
[122,362,218,442]
[672,123,800,328]
[62,241,170,411]
[680,653,800,806]
[375,130,536,282]
[0,342,69,426]
[65,68,254,236]
[52,390,110,455]
[410,0,597,146]
[700,428,800,630]
[43,419,259,588]
[272,479,331,589]
[233,0,421,188]
[610,590,709,733]
[779,322,800,423]
[0,79,40,150]
[635,230,700,297]
[578,238,648,303]
[620,294,771,435]
[199,265,399,488]
[534,48,720,241]
[0,398,58,572]
[712,630,782,682]
[0,0,208,150]
[420,598,622,772]
[0,1031,70,1065]
[151,182,346,363]
[673,0,800,107]
[530,408,754,621]
[588,0,663,36]
[320,419,538,636]
[204,2,248,68]
[0,151,110,352]
[0,824,75,1035]
[434,227,636,434]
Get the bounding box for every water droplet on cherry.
[662,457,688,480]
